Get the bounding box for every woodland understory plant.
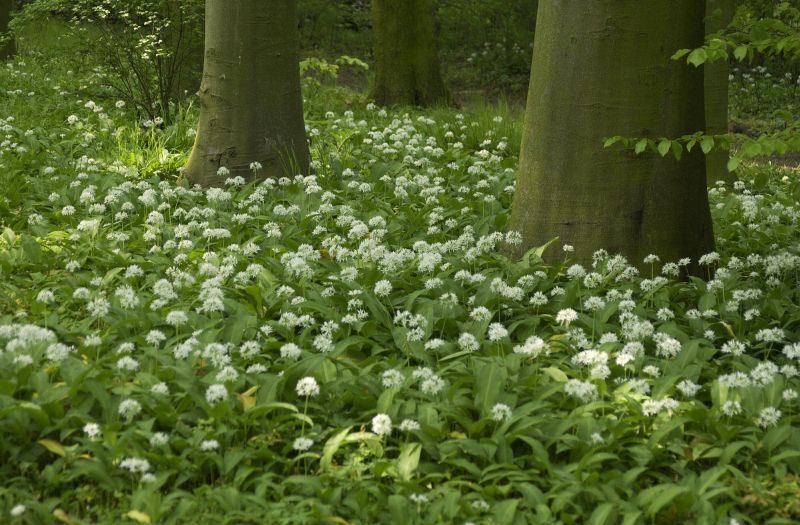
[0,41,799,524]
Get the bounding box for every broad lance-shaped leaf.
[38,438,66,457]
[587,503,616,525]
[396,442,421,481]
[542,367,568,383]
[473,360,507,417]
[321,427,352,472]
[637,483,689,516]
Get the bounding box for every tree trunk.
[705,0,736,185]
[509,0,714,273]
[371,0,449,107]
[0,0,15,60]
[185,0,309,187]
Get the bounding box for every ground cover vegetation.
[1,1,800,524]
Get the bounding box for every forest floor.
[1,22,800,525]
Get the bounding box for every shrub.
[16,0,203,123]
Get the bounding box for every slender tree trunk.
[0,0,15,60]
[185,0,309,187]
[705,0,736,185]
[371,0,449,107]
[509,0,714,272]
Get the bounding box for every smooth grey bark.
[509,0,714,273]
[185,0,309,186]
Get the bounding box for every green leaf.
[38,438,66,457]
[70,457,120,489]
[377,387,398,413]
[671,141,683,160]
[700,136,715,154]
[245,401,298,419]
[637,483,689,516]
[733,45,748,61]
[588,503,616,525]
[687,48,708,67]
[21,234,44,265]
[671,49,691,60]
[321,427,352,472]
[342,431,383,456]
[697,466,729,495]
[492,499,519,525]
[542,367,568,382]
[388,495,410,525]
[634,139,648,155]
[762,423,792,452]
[727,156,741,172]
[396,442,421,481]
[1,227,15,245]
[474,361,507,416]
[520,236,559,263]
[657,140,671,157]
[621,511,643,525]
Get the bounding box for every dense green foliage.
[2,19,800,525]
[15,0,203,123]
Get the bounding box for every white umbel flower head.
[205,384,228,405]
[371,413,392,437]
[83,422,101,439]
[487,323,508,342]
[296,376,320,397]
[490,403,512,421]
[293,436,314,451]
[118,398,142,419]
[556,308,578,326]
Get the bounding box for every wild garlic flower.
[205,384,228,405]
[490,403,512,422]
[296,377,320,397]
[371,414,392,437]
[556,308,578,326]
[118,399,142,419]
[293,437,314,451]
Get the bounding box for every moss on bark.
[185,0,309,187]
[509,0,714,274]
[371,0,449,107]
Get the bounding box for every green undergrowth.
[1,28,800,525]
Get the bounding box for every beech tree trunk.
[185,0,309,187]
[0,0,15,60]
[509,0,714,272]
[705,0,736,185]
[372,0,449,107]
